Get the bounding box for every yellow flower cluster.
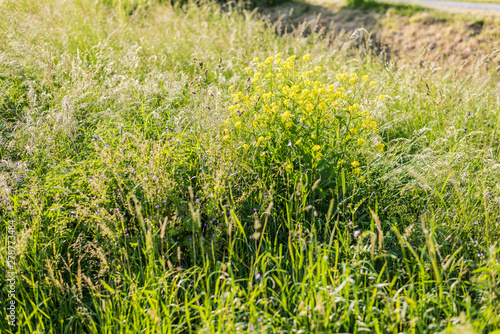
[221,53,385,177]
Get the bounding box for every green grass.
[346,0,428,15]
[0,0,500,333]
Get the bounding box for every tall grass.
[0,0,499,332]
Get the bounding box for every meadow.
[0,0,500,332]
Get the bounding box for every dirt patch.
[256,1,500,70]
[258,2,382,36]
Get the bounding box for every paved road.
[383,0,500,11]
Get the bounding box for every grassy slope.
[0,0,500,333]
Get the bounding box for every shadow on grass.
[343,0,429,15]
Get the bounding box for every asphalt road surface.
[384,0,500,11]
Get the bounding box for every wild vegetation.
[0,0,499,332]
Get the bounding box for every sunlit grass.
[0,0,499,332]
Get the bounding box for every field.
[1,0,500,332]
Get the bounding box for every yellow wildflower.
[348,104,360,112]
[312,145,321,151]
[336,73,348,81]
[281,110,292,122]
[351,161,360,168]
